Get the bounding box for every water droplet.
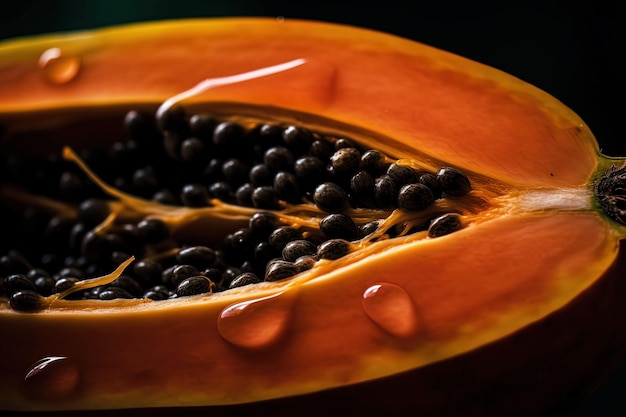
[362,283,419,338]
[218,292,294,349]
[23,356,81,400]
[39,48,80,84]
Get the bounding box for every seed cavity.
[0,105,479,310]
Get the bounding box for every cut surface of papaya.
[1,18,625,417]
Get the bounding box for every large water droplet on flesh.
[23,356,81,400]
[39,48,80,84]
[217,292,294,349]
[362,282,419,338]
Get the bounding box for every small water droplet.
[218,292,294,349]
[23,356,81,400]
[39,48,80,84]
[362,283,419,338]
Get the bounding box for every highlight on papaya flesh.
[1,17,626,417]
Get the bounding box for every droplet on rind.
[38,48,80,85]
[217,291,295,349]
[362,283,419,338]
[23,356,81,400]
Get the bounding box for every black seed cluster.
[0,107,472,311]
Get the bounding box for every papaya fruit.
[1,18,626,417]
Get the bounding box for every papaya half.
[1,18,626,417]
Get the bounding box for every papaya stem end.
[596,164,626,226]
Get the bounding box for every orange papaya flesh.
[0,18,626,416]
[0,18,601,189]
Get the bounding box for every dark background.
[1,1,625,416]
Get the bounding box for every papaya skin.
[1,18,626,416]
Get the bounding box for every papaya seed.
[428,213,463,238]
[176,276,213,297]
[229,272,260,289]
[397,183,435,211]
[9,290,43,312]
[317,239,352,260]
[437,167,472,197]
